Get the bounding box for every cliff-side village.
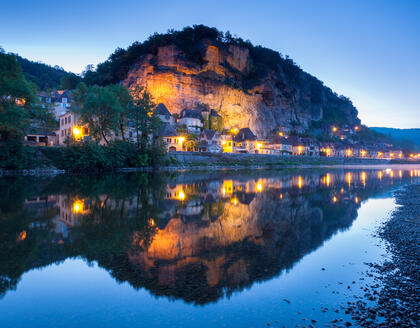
[24,89,419,160]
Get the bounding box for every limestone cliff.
[122,40,360,138]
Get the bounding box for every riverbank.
[346,184,420,327]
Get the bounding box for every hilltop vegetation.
[14,54,79,90]
[371,127,420,150]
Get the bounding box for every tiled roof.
[157,123,178,137]
[156,103,171,116]
[234,128,256,142]
[180,109,202,120]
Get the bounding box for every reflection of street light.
[178,190,185,200]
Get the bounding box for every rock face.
[124,41,360,138]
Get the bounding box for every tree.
[108,84,131,141]
[71,82,88,109]
[0,52,35,142]
[127,86,157,149]
[76,85,122,145]
[183,133,199,151]
[60,74,81,90]
[33,103,57,146]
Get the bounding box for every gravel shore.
[347,184,420,327]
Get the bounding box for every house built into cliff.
[178,109,203,133]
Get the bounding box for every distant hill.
[13,54,78,90]
[371,127,420,149]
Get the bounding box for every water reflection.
[0,168,419,304]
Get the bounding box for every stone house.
[156,103,175,125]
[178,109,203,133]
[288,136,306,156]
[269,136,292,155]
[221,132,237,153]
[158,123,184,152]
[39,90,72,119]
[25,132,57,146]
[199,130,222,153]
[234,128,258,153]
[301,138,320,156]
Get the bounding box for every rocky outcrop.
[123,41,360,138]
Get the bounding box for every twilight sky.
[1,0,419,128]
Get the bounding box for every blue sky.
[1,0,419,128]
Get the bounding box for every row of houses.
[23,95,414,160]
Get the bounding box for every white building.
[178,109,203,133]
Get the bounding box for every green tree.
[108,84,131,141]
[0,52,35,142]
[34,104,57,146]
[76,85,122,145]
[128,86,156,149]
[183,133,199,151]
[60,74,81,90]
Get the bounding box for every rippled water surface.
[1,166,420,327]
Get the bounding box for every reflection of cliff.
[117,190,357,304]
[0,169,418,302]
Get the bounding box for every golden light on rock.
[278,131,284,136]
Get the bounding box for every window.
[68,116,71,123]
[62,97,67,103]
[61,119,64,126]
[62,103,66,109]
[83,127,89,135]
[61,130,64,136]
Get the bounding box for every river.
[0,166,419,327]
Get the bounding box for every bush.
[0,140,34,169]
[41,141,156,171]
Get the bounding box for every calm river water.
[1,166,420,327]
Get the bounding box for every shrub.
[0,140,34,169]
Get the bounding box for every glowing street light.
[73,200,83,213]
[72,127,82,139]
